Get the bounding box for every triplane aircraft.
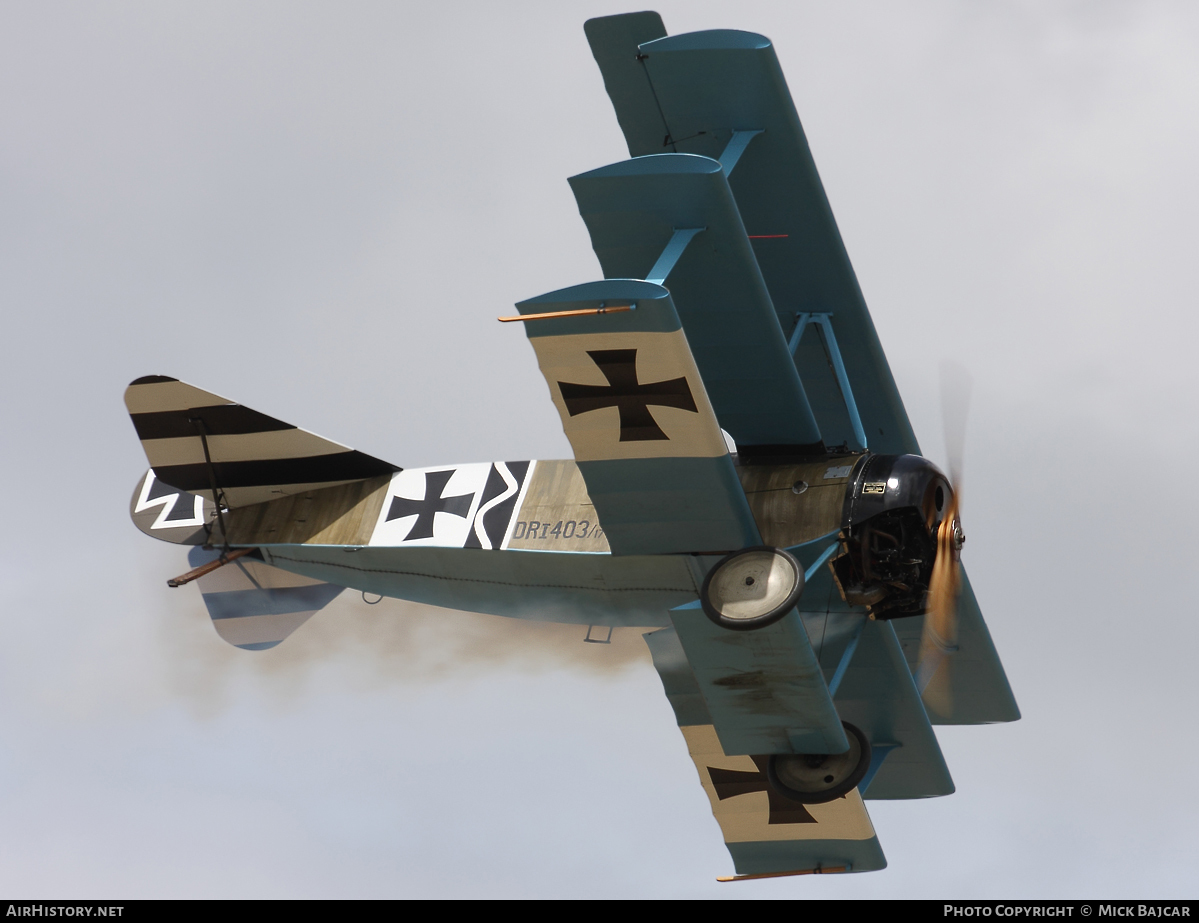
[124,12,1018,880]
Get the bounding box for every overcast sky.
[1,0,1197,898]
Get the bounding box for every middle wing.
[568,155,824,460]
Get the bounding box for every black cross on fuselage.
[708,757,817,825]
[386,469,474,541]
[557,349,698,442]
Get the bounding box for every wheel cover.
[701,547,803,630]
[767,722,872,804]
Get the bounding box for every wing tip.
[583,10,667,41]
[717,864,853,882]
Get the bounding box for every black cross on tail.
[558,349,698,442]
[708,757,817,825]
[386,469,474,541]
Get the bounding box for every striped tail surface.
[124,376,399,508]
[188,546,343,650]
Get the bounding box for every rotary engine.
[830,454,957,620]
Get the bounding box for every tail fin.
[187,546,343,650]
[124,376,399,508]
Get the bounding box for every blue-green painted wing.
[585,18,918,455]
[893,567,1022,725]
[798,561,955,799]
[668,595,847,756]
[569,156,823,456]
[644,627,887,876]
[583,12,669,156]
[783,542,955,799]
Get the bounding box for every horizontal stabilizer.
[515,279,759,554]
[124,376,399,508]
[569,156,823,457]
[188,546,343,650]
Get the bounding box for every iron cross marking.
[707,757,817,825]
[386,469,474,541]
[557,349,698,442]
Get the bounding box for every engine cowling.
[830,454,954,619]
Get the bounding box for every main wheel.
[700,546,805,631]
[767,722,872,804]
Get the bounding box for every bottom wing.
[684,724,887,878]
[644,628,886,878]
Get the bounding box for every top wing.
[583,12,670,157]
[585,16,919,455]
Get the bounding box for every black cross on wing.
[557,348,698,442]
[386,469,474,541]
[707,757,817,825]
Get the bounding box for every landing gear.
[767,722,872,804]
[700,546,805,632]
